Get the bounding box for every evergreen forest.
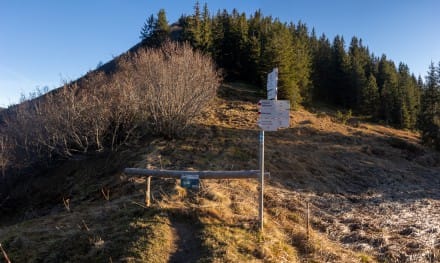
[140,3,440,150]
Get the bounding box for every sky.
[1,0,439,107]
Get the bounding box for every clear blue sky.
[1,0,439,107]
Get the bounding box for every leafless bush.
[2,101,46,165]
[130,40,221,137]
[0,135,10,176]
[1,40,221,169]
[103,67,150,150]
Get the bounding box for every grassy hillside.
[1,83,440,262]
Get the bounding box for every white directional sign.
[258,100,289,119]
[257,99,290,131]
[257,119,290,131]
[267,68,278,100]
[257,119,280,131]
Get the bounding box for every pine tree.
[419,62,440,149]
[227,10,249,79]
[139,9,170,46]
[154,9,170,44]
[260,21,300,106]
[181,2,203,49]
[210,10,228,70]
[244,10,263,84]
[290,22,312,105]
[140,14,156,40]
[348,37,372,110]
[360,74,379,116]
[200,3,212,52]
[329,35,350,106]
[210,9,250,80]
[377,55,400,124]
[311,34,332,103]
[417,75,424,90]
[397,63,420,129]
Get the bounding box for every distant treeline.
[140,3,440,149]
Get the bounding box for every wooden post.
[306,202,310,240]
[0,243,11,263]
[146,176,151,207]
[124,168,269,228]
[124,168,264,179]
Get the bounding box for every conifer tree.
[360,74,380,116]
[244,10,263,84]
[200,3,213,52]
[140,14,156,40]
[140,9,170,46]
[156,9,169,34]
[417,75,424,90]
[211,9,250,80]
[419,62,440,148]
[261,21,299,106]
[210,10,228,70]
[181,1,206,50]
[227,10,249,78]
[190,2,202,46]
[311,34,332,102]
[348,37,372,110]
[290,22,312,105]
[330,35,350,106]
[377,55,399,124]
[397,63,420,129]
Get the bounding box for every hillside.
[1,83,439,262]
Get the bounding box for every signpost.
[124,68,288,234]
[257,68,290,232]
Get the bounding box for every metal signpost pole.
[258,130,264,232]
[258,67,278,232]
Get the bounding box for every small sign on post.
[180,174,200,189]
[257,99,290,131]
[267,68,278,100]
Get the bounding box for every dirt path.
[168,219,204,263]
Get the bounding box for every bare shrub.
[1,40,221,169]
[2,101,45,165]
[50,76,112,156]
[130,40,221,137]
[0,135,10,176]
[103,66,150,150]
[2,83,103,165]
[4,72,132,162]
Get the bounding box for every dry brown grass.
[1,83,440,262]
